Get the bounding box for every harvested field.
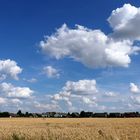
[0,118,140,140]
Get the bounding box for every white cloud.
[50,79,127,111]
[59,80,140,111]
[40,4,140,69]
[43,66,60,78]
[108,4,138,31]
[0,82,34,98]
[0,59,22,80]
[52,92,70,101]
[63,79,98,95]
[104,92,117,97]
[82,96,96,105]
[108,4,140,41]
[11,98,22,104]
[40,23,139,68]
[34,101,60,111]
[25,78,37,83]
[0,97,6,104]
[130,83,140,94]
[131,96,140,105]
[51,79,98,110]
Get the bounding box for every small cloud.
[104,92,117,97]
[82,96,96,105]
[130,83,140,94]
[43,66,60,78]
[24,78,37,83]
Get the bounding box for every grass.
[0,118,140,140]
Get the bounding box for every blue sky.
[0,0,140,113]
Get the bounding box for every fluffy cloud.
[51,79,98,109]
[63,79,98,95]
[0,82,34,98]
[0,59,22,80]
[108,4,140,41]
[50,79,127,111]
[40,24,139,68]
[43,66,60,78]
[130,83,140,94]
[108,4,138,31]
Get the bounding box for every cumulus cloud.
[63,79,98,95]
[40,24,137,68]
[130,83,140,94]
[51,79,98,108]
[0,59,22,80]
[0,82,34,98]
[108,4,140,41]
[50,79,127,111]
[43,66,60,78]
[39,4,140,68]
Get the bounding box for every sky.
[0,0,140,113]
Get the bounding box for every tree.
[0,112,10,117]
[25,112,29,117]
[80,111,86,117]
[67,112,71,117]
[17,110,24,117]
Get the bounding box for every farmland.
[0,118,140,140]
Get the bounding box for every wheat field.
[0,118,140,140]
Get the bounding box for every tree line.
[0,110,140,118]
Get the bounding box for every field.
[0,118,140,140]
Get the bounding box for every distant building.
[109,113,121,118]
[93,112,108,118]
[42,112,56,117]
[123,112,139,118]
[9,113,18,118]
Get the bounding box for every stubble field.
[0,118,140,140]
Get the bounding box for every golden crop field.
[0,118,140,140]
